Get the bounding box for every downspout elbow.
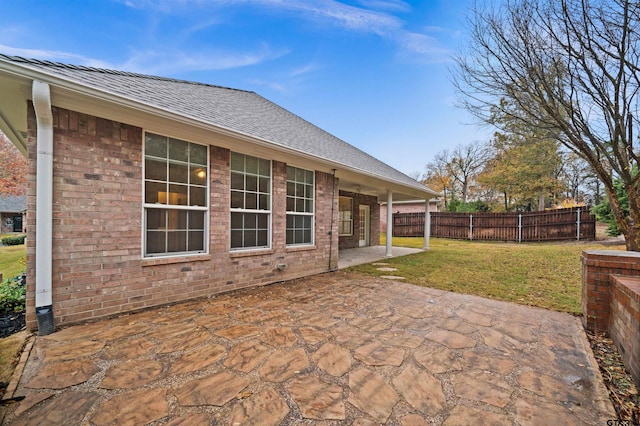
[32,80,55,335]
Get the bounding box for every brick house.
[0,195,26,234]
[0,55,438,334]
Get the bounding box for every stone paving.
[3,271,615,425]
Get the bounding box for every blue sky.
[0,0,491,177]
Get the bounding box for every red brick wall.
[581,250,640,331]
[582,250,640,387]
[609,276,640,386]
[338,190,380,250]
[26,105,339,330]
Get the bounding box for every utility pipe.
[32,80,55,335]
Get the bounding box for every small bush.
[0,273,26,314]
[1,235,26,246]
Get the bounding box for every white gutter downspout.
[32,80,55,335]
[386,190,393,257]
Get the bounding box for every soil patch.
[586,330,639,423]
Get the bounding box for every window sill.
[229,248,274,258]
[142,253,211,267]
[286,245,316,253]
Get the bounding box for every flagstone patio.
[2,271,615,425]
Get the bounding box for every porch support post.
[386,190,393,257]
[423,199,431,250]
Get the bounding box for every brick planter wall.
[582,250,640,386]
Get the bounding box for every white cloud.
[0,44,112,68]
[120,44,290,75]
[354,0,411,13]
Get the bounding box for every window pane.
[191,166,207,185]
[169,162,189,184]
[231,191,244,209]
[146,230,166,254]
[167,230,187,252]
[306,199,313,213]
[306,170,314,184]
[244,231,257,247]
[190,144,208,165]
[145,133,167,157]
[286,215,294,228]
[168,184,188,205]
[145,158,166,181]
[259,177,270,193]
[146,181,166,204]
[190,186,206,206]
[231,153,244,172]
[147,209,165,229]
[169,138,189,162]
[259,194,269,210]
[286,230,294,244]
[257,213,268,229]
[257,229,268,246]
[296,198,304,212]
[231,230,243,248]
[295,168,304,182]
[246,156,259,174]
[231,172,244,190]
[189,211,205,229]
[303,216,312,228]
[286,197,294,211]
[295,215,304,228]
[231,212,243,229]
[286,166,295,181]
[188,231,204,251]
[246,193,257,209]
[246,175,257,192]
[259,159,270,176]
[303,229,311,243]
[167,210,188,230]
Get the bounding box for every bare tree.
[425,150,453,209]
[448,140,490,204]
[453,0,640,250]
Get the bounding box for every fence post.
[469,214,473,240]
[576,207,581,241]
[518,214,522,243]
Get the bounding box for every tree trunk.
[537,192,545,211]
[625,223,640,251]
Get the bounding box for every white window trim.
[229,152,272,252]
[286,166,315,247]
[338,196,353,236]
[142,131,209,258]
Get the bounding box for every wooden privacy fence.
[393,206,596,242]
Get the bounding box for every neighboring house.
[379,199,440,234]
[0,195,26,234]
[0,55,438,334]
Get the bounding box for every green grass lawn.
[349,236,626,315]
[0,241,25,281]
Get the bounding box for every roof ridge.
[0,53,251,93]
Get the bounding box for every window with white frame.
[338,196,353,236]
[144,132,208,257]
[230,152,271,250]
[286,166,314,246]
